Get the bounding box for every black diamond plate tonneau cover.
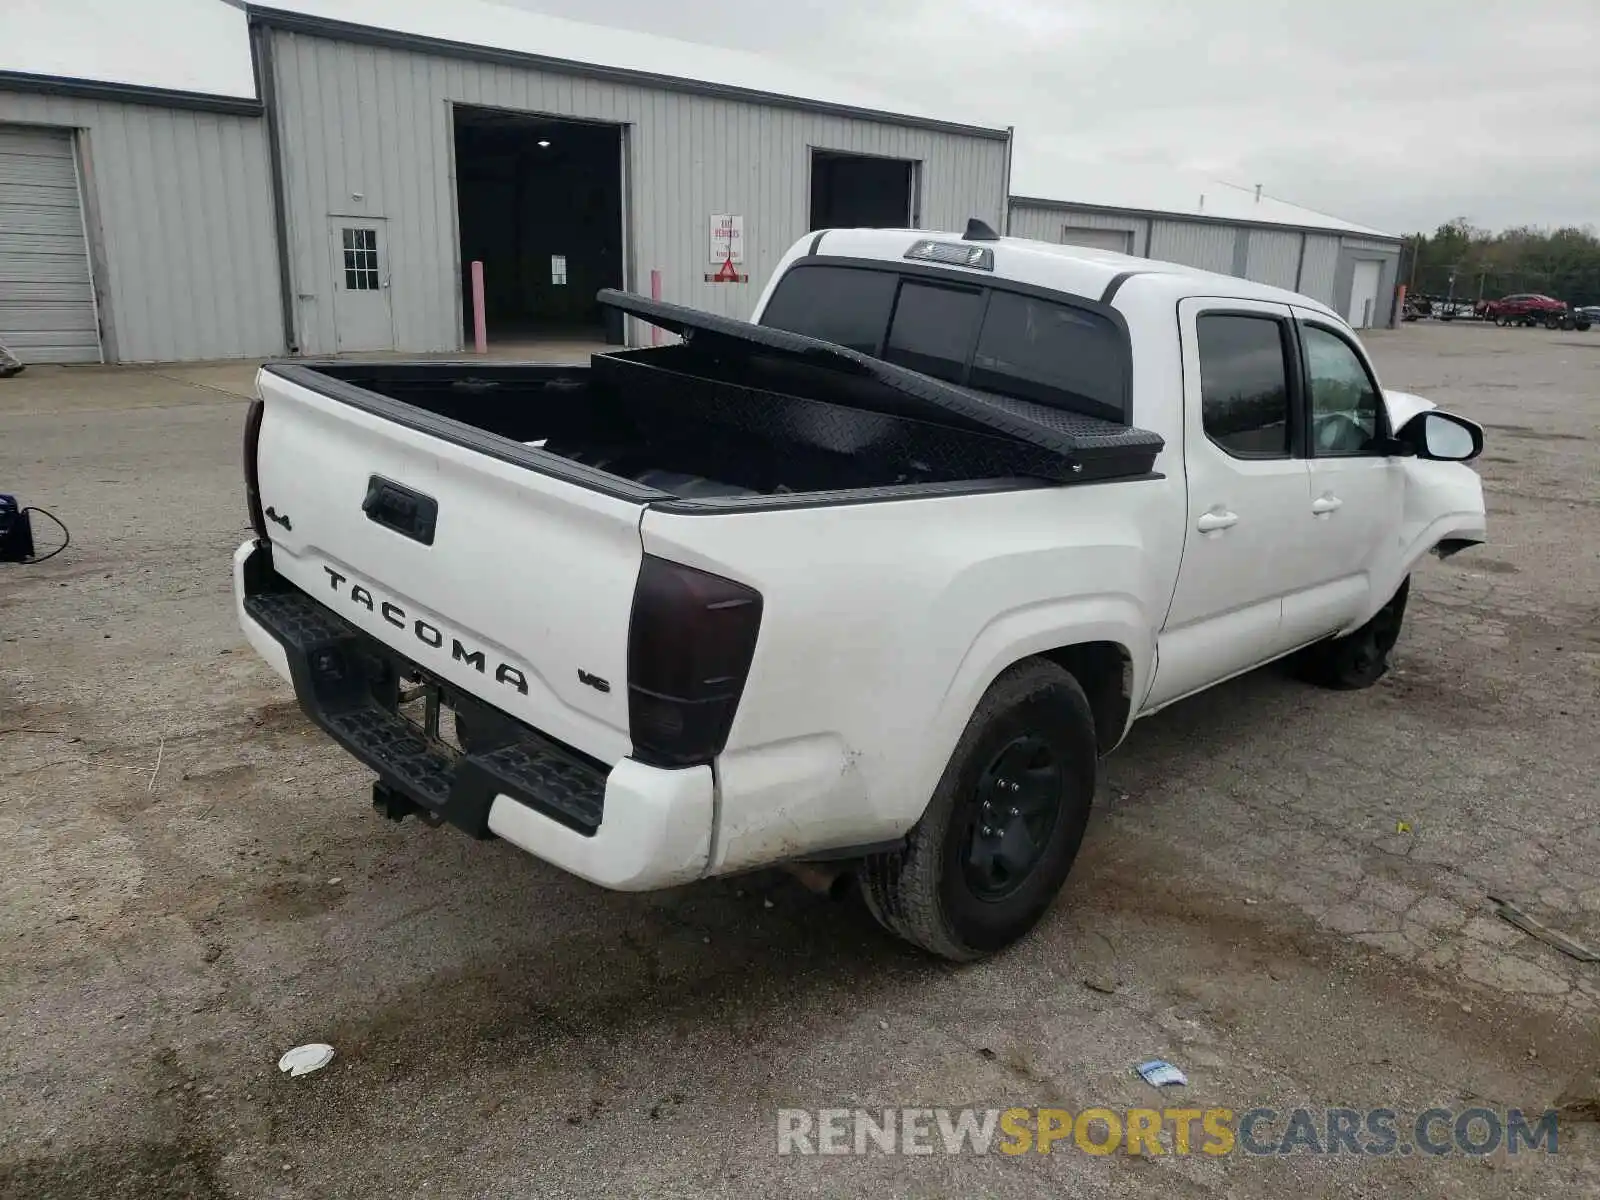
[596,289,1164,468]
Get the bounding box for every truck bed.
[273,293,1163,509]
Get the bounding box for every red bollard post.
[649,269,663,346]
[471,260,487,354]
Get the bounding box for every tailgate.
[253,366,645,764]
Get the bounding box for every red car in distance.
[1479,293,1589,329]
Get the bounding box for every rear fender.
[913,594,1152,798]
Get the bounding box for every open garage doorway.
[809,150,917,231]
[453,106,625,348]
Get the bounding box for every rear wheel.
[1293,578,1410,690]
[1545,314,1562,330]
[860,660,1097,961]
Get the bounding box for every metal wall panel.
[1297,236,1342,308]
[268,31,1009,353]
[1006,202,1147,253]
[0,94,283,362]
[0,124,99,363]
[1244,228,1302,292]
[1147,219,1236,274]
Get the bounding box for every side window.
[883,281,984,383]
[757,265,898,354]
[1195,314,1292,458]
[1301,324,1383,456]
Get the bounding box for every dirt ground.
[2,323,1597,1198]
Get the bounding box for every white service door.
[1347,259,1382,328]
[329,218,394,352]
[1146,298,1319,710]
[0,125,100,363]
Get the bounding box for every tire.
[1545,315,1562,330]
[1293,578,1410,690]
[1576,319,1593,332]
[859,660,1097,961]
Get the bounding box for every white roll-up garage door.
[1061,225,1134,254]
[0,125,101,364]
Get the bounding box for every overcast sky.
[507,0,1597,235]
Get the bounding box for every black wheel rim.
[1349,632,1379,674]
[962,734,1063,901]
[1370,592,1405,655]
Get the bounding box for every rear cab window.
[755,265,896,355]
[759,261,1130,424]
[883,281,984,382]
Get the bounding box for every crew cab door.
[1288,310,1407,641]
[1146,299,1320,709]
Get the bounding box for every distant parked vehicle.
[1573,305,1600,329]
[1410,296,1476,322]
[1432,299,1478,322]
[1479,293,1587,329]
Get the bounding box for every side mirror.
[1397,410,1483,462]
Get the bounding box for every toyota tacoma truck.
[234,222,1487,960]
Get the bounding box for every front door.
[1288,312,1407,642]
[1145,298,1317,710]
[329,218,394,352]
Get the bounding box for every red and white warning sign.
[709,214,744,264]
[705,213,749,283]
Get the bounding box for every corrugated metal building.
[1008,152,1403,328]
[0,91,286,364]
[0,0,281,363]
[0,0,1010,363]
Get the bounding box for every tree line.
[1403,220,1600,306]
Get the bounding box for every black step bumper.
[243,580,607,838]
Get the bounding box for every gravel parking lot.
[2,323,1597,1198]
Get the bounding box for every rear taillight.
[244,398,268,540]
[627,555,763,768]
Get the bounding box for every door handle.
[1311,493,1344,517]
[1196,509,1239,534]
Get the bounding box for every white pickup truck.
[234,222,1486,960]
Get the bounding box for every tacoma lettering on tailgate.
[322,566,529,695]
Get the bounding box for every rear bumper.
[232,540,711,891]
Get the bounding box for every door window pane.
[883,281,984,382]
[1302,325,1381,455]
[342,227,380,291]
[1196,314,1291,458]
[757,264,897,354]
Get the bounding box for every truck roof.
[806,226,1344,323]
